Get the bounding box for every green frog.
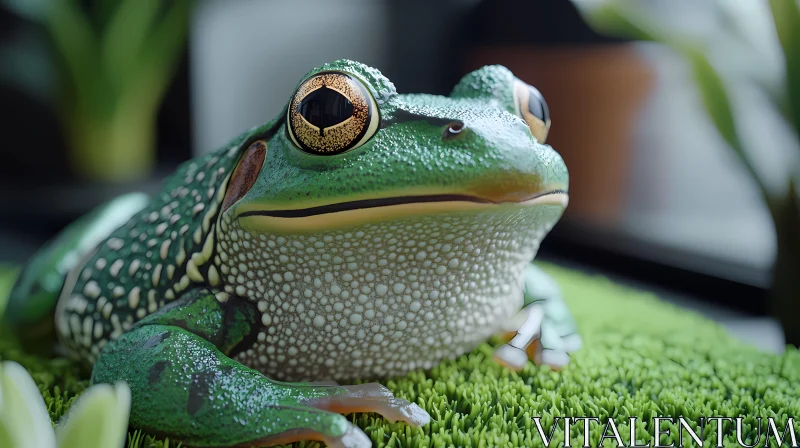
[5,60,581,448]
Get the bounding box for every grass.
[1,263,799,447]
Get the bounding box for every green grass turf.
[1,263,799,447]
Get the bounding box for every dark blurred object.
[459,0,654,226]
[576,0,800,345]
[457,0,625,45]
[0,0,192,183]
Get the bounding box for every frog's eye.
[442,121,465,139]
[286,71,379,155]
[513,80,551,144]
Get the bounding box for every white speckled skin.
[216,204,562,381]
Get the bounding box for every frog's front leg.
[493,264,582,371]
[91,289,429,448]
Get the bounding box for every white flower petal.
[0,361,57,448]
[55,381,131,448]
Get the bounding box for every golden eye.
[513,79,551,144]
[286,71,379,155]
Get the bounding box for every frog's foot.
[493,302,582,371]
[92,319,431,448]
[237,382,429,447]
[297,382,430,427]
[493,265,582,371]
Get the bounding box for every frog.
[5,59,582,448]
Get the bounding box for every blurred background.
[1,0,797,351]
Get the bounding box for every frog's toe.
[323,423,372,448]
[493,342,535,371]
[559,333,583,352]
[254,420,371,448]
[492,302,544,371]
[301,382,431,427]
[536,349,570,369]
[536,333,582,368]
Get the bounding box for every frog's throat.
[236,191,567,234]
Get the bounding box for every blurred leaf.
[652,44,771,200]
[0,361,57,448]
[580,0,661,42]
[55,382,131,448]
[787,177,799,227]
[582,0,795,151]
[711,0,789,112]
[769,0,800,144]
[46,0,104,111]
[129,0,191,111]
[84,0,121,32]
[1,0,52,23]
[0,265,20,319]
[102,0,161,93]
[769,176,800,341]
[686,50,760,187]
[582,0,774,202]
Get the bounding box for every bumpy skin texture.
[8,60,581,447]
[242,61,566,209]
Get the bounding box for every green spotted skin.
[54,141,242,362]
[11,59,582,447]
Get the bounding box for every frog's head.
[212,60,569,368]
[219,59,568,238]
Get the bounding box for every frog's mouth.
[236,190,567,234]
[238,190,566,218]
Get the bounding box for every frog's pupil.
[528,88,550,122]
[298,85,355,133]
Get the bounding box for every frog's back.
[5,193,150,343]
[56,148,243,362]
[6,145,242,361]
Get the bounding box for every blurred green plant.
[573,0,800,345]
[1,0,192,182]
[0,265,18,317]
[0,360,131,448]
